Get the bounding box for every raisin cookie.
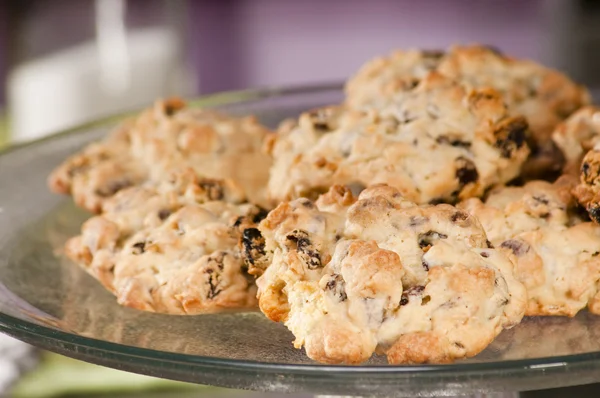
[573,145,600,224]
[49,98,273,212]
[65,168,264,314]
[250,184,526,364]
[347,45,590,178]
[268,72,530,204]
[552,106,600,175]
[460,177,600,316]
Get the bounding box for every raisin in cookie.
[460,177,600,316]
[268,72,530,204]
[49,98,273,212]
[347,45,590,178]
[65,169,263,314]
[573,145,600,224]
[251,184,526,364]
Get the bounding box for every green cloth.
[12,352,217,398]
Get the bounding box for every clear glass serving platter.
[2,84,600,397]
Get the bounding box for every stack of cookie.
[50,45,600,365]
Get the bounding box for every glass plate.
[2,84,600,398]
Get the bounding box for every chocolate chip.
[436,136,471,149]
[131,241,146,255]
[325,274,347,301]
[593,252,599,257]
[486,240,494,248]
[286,230,322,269]
[453,341,465,349]
[422,260,430,271]
[480,252,489,258]
[450,210,469,223]
[455,157,479,187]
[158,209,172,221]
[500,239,529,256]
[95,179,132,197]
[241,228,266,266]
[494,117,528,158]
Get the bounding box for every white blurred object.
[8,0,193,142]
[0,334,38,393]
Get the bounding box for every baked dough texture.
[460,177,600,316]
[268,72,530,205]
[346,45,590,178]
[49,98,274,212]
[251,184,526,364]
[64,168,264,314]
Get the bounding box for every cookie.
[460,177,600,316]
[64,168,264,314]
[49,98,274,212]
[250,184,526,364]
[552,106,600,175]
[573,146,600,224]
[346,45,590,179]
[268,72,530,204]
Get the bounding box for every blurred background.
[2,0,600,397]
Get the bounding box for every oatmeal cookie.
[49,98,274,212]
[251,184,526,364]
[460,177,600,316]
[268,72,530,204]
[64,168,263,314]
[347,45,590,179]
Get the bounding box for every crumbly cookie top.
[552,106,600,175]
[268,72,530,204]
[460,177,600,316]
[49,98,274,212]
[64,169,264,314]
[347,45,590,143]
[251,184,525,364]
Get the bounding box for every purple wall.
[190,0,549,94]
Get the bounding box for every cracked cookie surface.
[64,168,263,314]
[49,98,274,212]
[346,45,590,179]
[268,73,530,205]
[252,184,526,364]
[460,177,600,316]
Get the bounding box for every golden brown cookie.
[268,73,530,205]
[49,98,274,211]
[347,45,590,179]
[250,184,526,364]
[460,177,600,316]
[65,168,264,314]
